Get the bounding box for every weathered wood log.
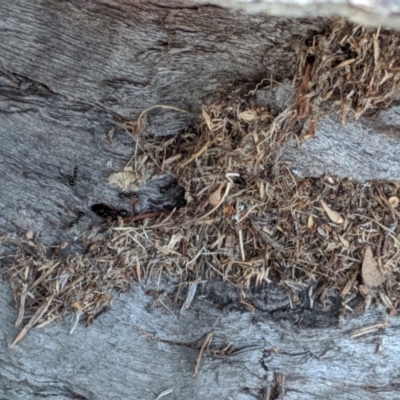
[1,279,398,400]
[1,1,400,399]
[196,0,400,28]
[0,0,324,248]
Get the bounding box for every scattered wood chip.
[307,214,314,229]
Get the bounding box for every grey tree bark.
[1,1,400,399]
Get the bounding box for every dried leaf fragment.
[71,301,81,310]
[208,184,224,206]
[320,200,344,224]
[362,245,383,287]
[223,204,234,217]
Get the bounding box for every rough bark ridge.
[1,1,400,399]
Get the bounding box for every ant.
[60,166,79,187]
[69,211,85,228]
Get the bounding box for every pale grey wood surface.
[1,1,400,399]
[195,0,400,28]
[284,109,400,182]
[1,279,399,400]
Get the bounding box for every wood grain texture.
[256,86,400,182]
[284,110,400,182]
[0,0,321,124]
[0,0,322,248]
[1,279,399,400]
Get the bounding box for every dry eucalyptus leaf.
[362,245,383,287]
[320,200,344,224]
[209,183,224,206]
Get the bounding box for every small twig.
[349,322,387,339]
[192,332,213,377]
[238,230,245,262]
[145,208,177,229]
[122,211,170,224]
[186,246,205,267]
[70,310,81,335]
[179,141,210,167]
[104,211,169,229]
[235,204,260,225]
[155,388,174,400]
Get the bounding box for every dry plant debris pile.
[4,19,400,346]
[293,19,400,134]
